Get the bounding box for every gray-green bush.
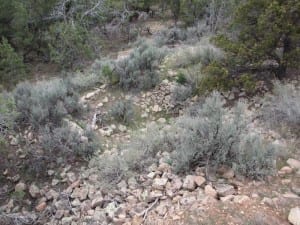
[41,125,99,160]
[261,82,300,136]
[14,79,82,129]
[116,40,166,91]
[154,27,187,47]
[108,99,134,124]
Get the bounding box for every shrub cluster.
[115,40,166,91]
[108,99,134,124]
[14,79,83,130]
[154,27,187,46]
[261,82,300,136]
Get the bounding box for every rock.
[61,217,73,225]
[152,178,168,190]
[118,125,127,132]
[128,177,138,189]
[91,196,104,209]
[52,179,60,186]
[287,158,300,170]
[99,127,114,137]
[84,89,100,100]
[261,197,274,207]
[157,118,167,124]
[147,172,156,179]
[233,195,250,204]
[71,187,89,201]
[63,119,84,135]
[288,207,300,225]
[279,166,293,174]
[10,137,19,146]
[35,202,47,212]
[171,178,182,191]
[15,182,26,192]
[193,176,205,187]
[29,184,40,198]
[204,185,217,198]
[220,195,234,202]
[105,202,119,219]
[215,184,235,197]
[152,105,162,112]
[182,175,196,191]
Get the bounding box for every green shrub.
[14,79,82,129]
[116,41,166,91]
[108,100,134,124]
[0,38,26,87]
[46,22,93,68]
[199,62,233,93]
[238,74,256,94]
[176,72,187,84]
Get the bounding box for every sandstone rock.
[29,184,40,198]
[15,182,26,192]
[279,166,293,174]
[233,195,250,204]
[152,178,168,190]
[182,175,196,191]
[204,185,217,198]
[287,158,300,170]
[71,187,89,201]
[215,184,235,197]
[61,217,73,225]
[118,125,127,132]
[220,195,234,202]
[35,202,47,212]
[10,137,19,146]
[261,197,274,207]
[91,196,104,209]
[157,118,167,124]
[105,202,119,219]
[193,176,205,187]
[288,207,300,225]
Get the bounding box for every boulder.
[215,184,235,197]
[287,158,300,170]
[288,207,300,225]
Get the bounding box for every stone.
[61,217,73,225]
[152,105,162,112]
[287,158,300,170]
[52,179,60,186]
[147,172,156,179]
[35,202,47,212]
[182,175,196,191]
[91,196,104,209]
[157,118,167,124]
[105,202,119,219]
[84,89,100,100]
[261,197,274,207]
[279,166,293,174]
[71,187,89,201]
[288,207,300,225]
[215,184,235,197]
[15,182,26,192]
[118,125,127,132]
[29,184,40,198]
[220,195,234,202]
[152,178,168,190]
[10,137,19,146]
[233,195,250,204]
[99,127,113,137]
[204,185,217,198]
[193,176,205,187]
